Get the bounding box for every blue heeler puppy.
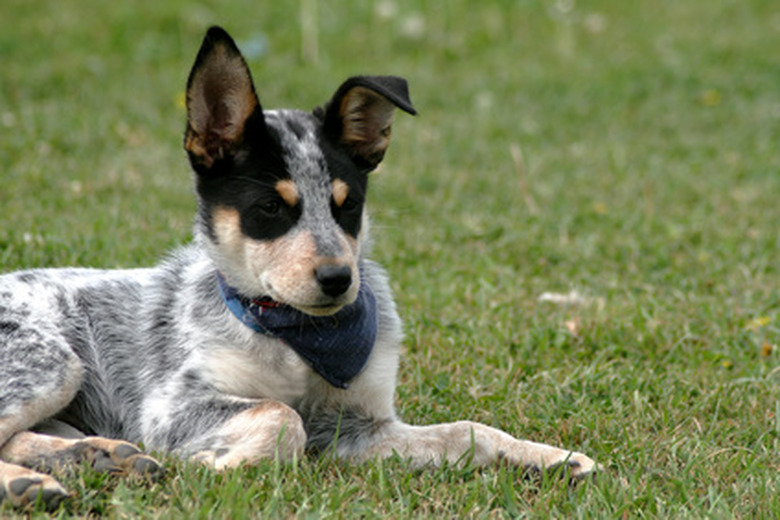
[0,26,597,509]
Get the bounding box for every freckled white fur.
[0,355,83,447]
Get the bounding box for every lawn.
[1,0,779,517]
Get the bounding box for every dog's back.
[0,264,162,439]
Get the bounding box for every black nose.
[315,264,353,298]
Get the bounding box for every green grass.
[2,0,779,517]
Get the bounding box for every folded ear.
[184,26,261,173]
[321,76,417,170]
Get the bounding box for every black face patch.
[318,134,368,239]
[196,121,302,242]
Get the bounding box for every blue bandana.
[216,270,377,389]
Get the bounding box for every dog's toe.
[556,452,600,481]
[3,474,68,510]
[36,485,68,510]
[128,454,164,479]
[78,437,163,479]
[90,451,121,474]
[113,443,141,460]
[522,451,600,483]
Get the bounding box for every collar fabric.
[216,269,378,389]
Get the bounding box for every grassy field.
[2,0,779,517]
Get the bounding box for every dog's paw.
[0,470,68,510]
[553,451,600,481]
[32,437,164,480]
[523,451,600,482]
[78,438,164,480]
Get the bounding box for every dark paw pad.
[8,477,39,497]
[91,451,121,474]
[113,443,141,460]
[5,476,68,510]
[130,455,164,479]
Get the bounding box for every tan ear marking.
[275,179,300,207]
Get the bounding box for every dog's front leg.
[186,400,307,469]
[338,419,598,480]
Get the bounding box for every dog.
[0,26,597,509]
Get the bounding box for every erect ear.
[320,76,417,170]
[184,26,262,173]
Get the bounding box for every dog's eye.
[341,197,359,212]
[259,200,282,217]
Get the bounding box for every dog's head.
[184,27,415,316]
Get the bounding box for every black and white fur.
[0,27,596,509]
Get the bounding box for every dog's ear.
[320,76,417,170]
[184,26,262,173]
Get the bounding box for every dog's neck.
[215,270,377,389]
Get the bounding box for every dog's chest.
[199,338,313,405]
